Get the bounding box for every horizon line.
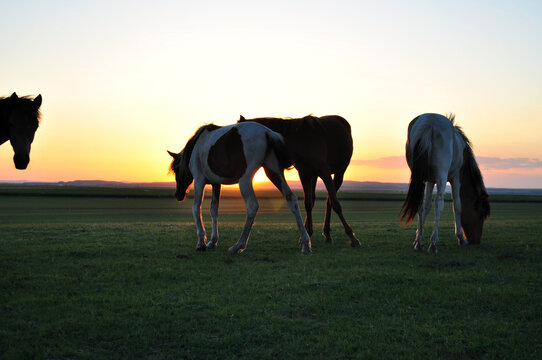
[1,179,542,192]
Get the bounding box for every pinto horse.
[238,115,360,248]
[0,92,42,169]
[168,122,311,254]
[400,113,490,253]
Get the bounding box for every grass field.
[1,188,541,359]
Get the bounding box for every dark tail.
[400,140,430,225]
[266,132,294,169]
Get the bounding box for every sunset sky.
[1,1,541,188]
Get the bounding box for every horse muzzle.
[13,154,29,170]
[175,191,186,201]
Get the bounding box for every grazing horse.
[168,122,312,254]
[0,92,42,169]
[400,113,490,253]
[238,115,361,248]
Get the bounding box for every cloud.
[477,157,542,170]
[351,156,542,170]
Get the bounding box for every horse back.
[198,122,290,184]
[407,114,458,177]
[238,115,353,174]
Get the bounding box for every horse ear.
[10,92,18,100]
[34,94,42,109]
[167,150,178,159]
[239,115,246,122]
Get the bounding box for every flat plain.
[1,187,541,359]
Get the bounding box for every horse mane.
[459,128,490,220]
[447,113,472,149]
[169,124,221,173]
[0,95,42,126]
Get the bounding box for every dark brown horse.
[0,92,42,169]
[238,115,360,248]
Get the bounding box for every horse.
[0,92,42,169]
[400,113,490,253]
[168,121,312,254]
[238,115,361,248]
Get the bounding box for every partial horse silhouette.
[238,115,360,248]
[168,122,311,254]
[0,92,42,169]
[400,113,490,253]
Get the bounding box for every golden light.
[252,167,270,184]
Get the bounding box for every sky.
[1,0,541,188]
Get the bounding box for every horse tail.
[400,130,431,225]
[266,132,294,170]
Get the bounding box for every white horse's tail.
[265,132,295,170]
[401,125,432,225]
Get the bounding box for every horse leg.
[323,197,333,243]
[450,178,468,246]
[414,182,434,251]
[320,171,361,248]
[299,173,317,237]
[429,178,446,253]
[192,180,207,251]
[206,184,221,250]
[228,177,258,254]
[265,167,312,254]
[323,171,345,243]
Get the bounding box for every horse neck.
[460,148,489,216]
[460,168,476,200]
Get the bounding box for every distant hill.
[1,179,541,196]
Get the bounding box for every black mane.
[0,95,42,127]
[449,113,471,149]
[453,115,490,220]
[460,146,490,219]
[0,96,41,134]
[169,124,221,173]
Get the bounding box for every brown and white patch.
[208,127,247,180]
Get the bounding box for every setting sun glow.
[2,1,541,188]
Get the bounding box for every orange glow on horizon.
[2,2,542,189]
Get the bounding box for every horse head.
[460,191,490,244]
[7,93,42,169]
[168,150,193,201]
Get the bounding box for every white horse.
[400,113,490,253]
[168,122,312,254]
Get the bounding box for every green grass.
[1,188,541,359]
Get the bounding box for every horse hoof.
[323,234,333,243]
[206,242,217,250]
[413,241,423,251]
[301,243,312,255]
[196,244,206,252]
[228,245,245,254]
[350,238,361,248]
[228,246,237,254]
[428,244,438,254]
